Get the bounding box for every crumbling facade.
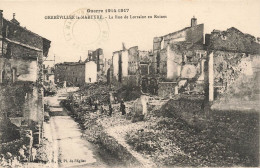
[111,46,153,90]
[0,11,51,144]
[152,17,207,97]
[88,48,105,81]
[205,27,260,101]
[55,61,87,86]
[54,48,105,86]
[108,17,260,101]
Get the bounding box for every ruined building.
[88,48,105,75]
[55,61,94,86]
[109,18,207,96]
[205,27,260,102]
[0,11,51,144]
[152,17,207,97]
[151,17,260,101]
[109,17,260,102]
[111,46,154,91]
[54,48,105,86]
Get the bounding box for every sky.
[1,0,260,66]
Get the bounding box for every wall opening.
[12,68,17,83]
[141,78,148,93]
[1,70,5,83]
[149,78,158,95]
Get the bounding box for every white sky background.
[1,0,260,66]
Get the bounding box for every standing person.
[100,103,104,114]
[89,97,92,107]
[120,100,126,115]
[94,99,98,111]
[108,102,113,116]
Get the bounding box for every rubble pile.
[61,95,143,166]
[35,138,52,163]
[125,107,259,167]
[79,83,111,104]
[126,116,241,167]
[114,86,141,101]
[62,82,259,167]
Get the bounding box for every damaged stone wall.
[122,50,128,77]
[139,50,150,62]
[158,49,168,78]
[166,44,182,80]
[85,61,97,83]
[161,24,204,49]
[0,83,30,118]
[55,63,86,86]
[122,75,139,87]
[0,56,42,122]
[2,42,42,59]
[128,46,138,75]
[158,82,177,98]
[213,51,260,101]
[112,46,151,88]
[112,52,120,82]
[88,48,104,73]
[155,40,207,95]
[0,11,50,146]
[153,18,205,88]
[139,50,150,76]
[0,57,38,83]
[2,19,44,51]
[207,27,260,54]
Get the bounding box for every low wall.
[157,95,206,129]
[158,82,177,98]
[0,130,33,161]
[98,131,141,167]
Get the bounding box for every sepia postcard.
[0,0,259,167]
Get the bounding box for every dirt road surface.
[43,87,124,168]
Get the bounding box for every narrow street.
[43,88,123,168]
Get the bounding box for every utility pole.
[43,54,55,67]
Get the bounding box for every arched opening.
[141,78,148,93]
[12,68,17,83]
[149,78,158,95]
[1,70,5,83]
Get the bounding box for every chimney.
[191,16,197,27]
[11,13,20,25]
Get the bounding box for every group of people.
[87,96,126,116]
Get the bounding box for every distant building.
[111,46,152,90]
[55,61,89,87]
[85,61,97,83]
[55,48,105,86]
[0,10,51,143]
[88,48,105,74]
[104,58,112,85]
[43,65,55,84]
